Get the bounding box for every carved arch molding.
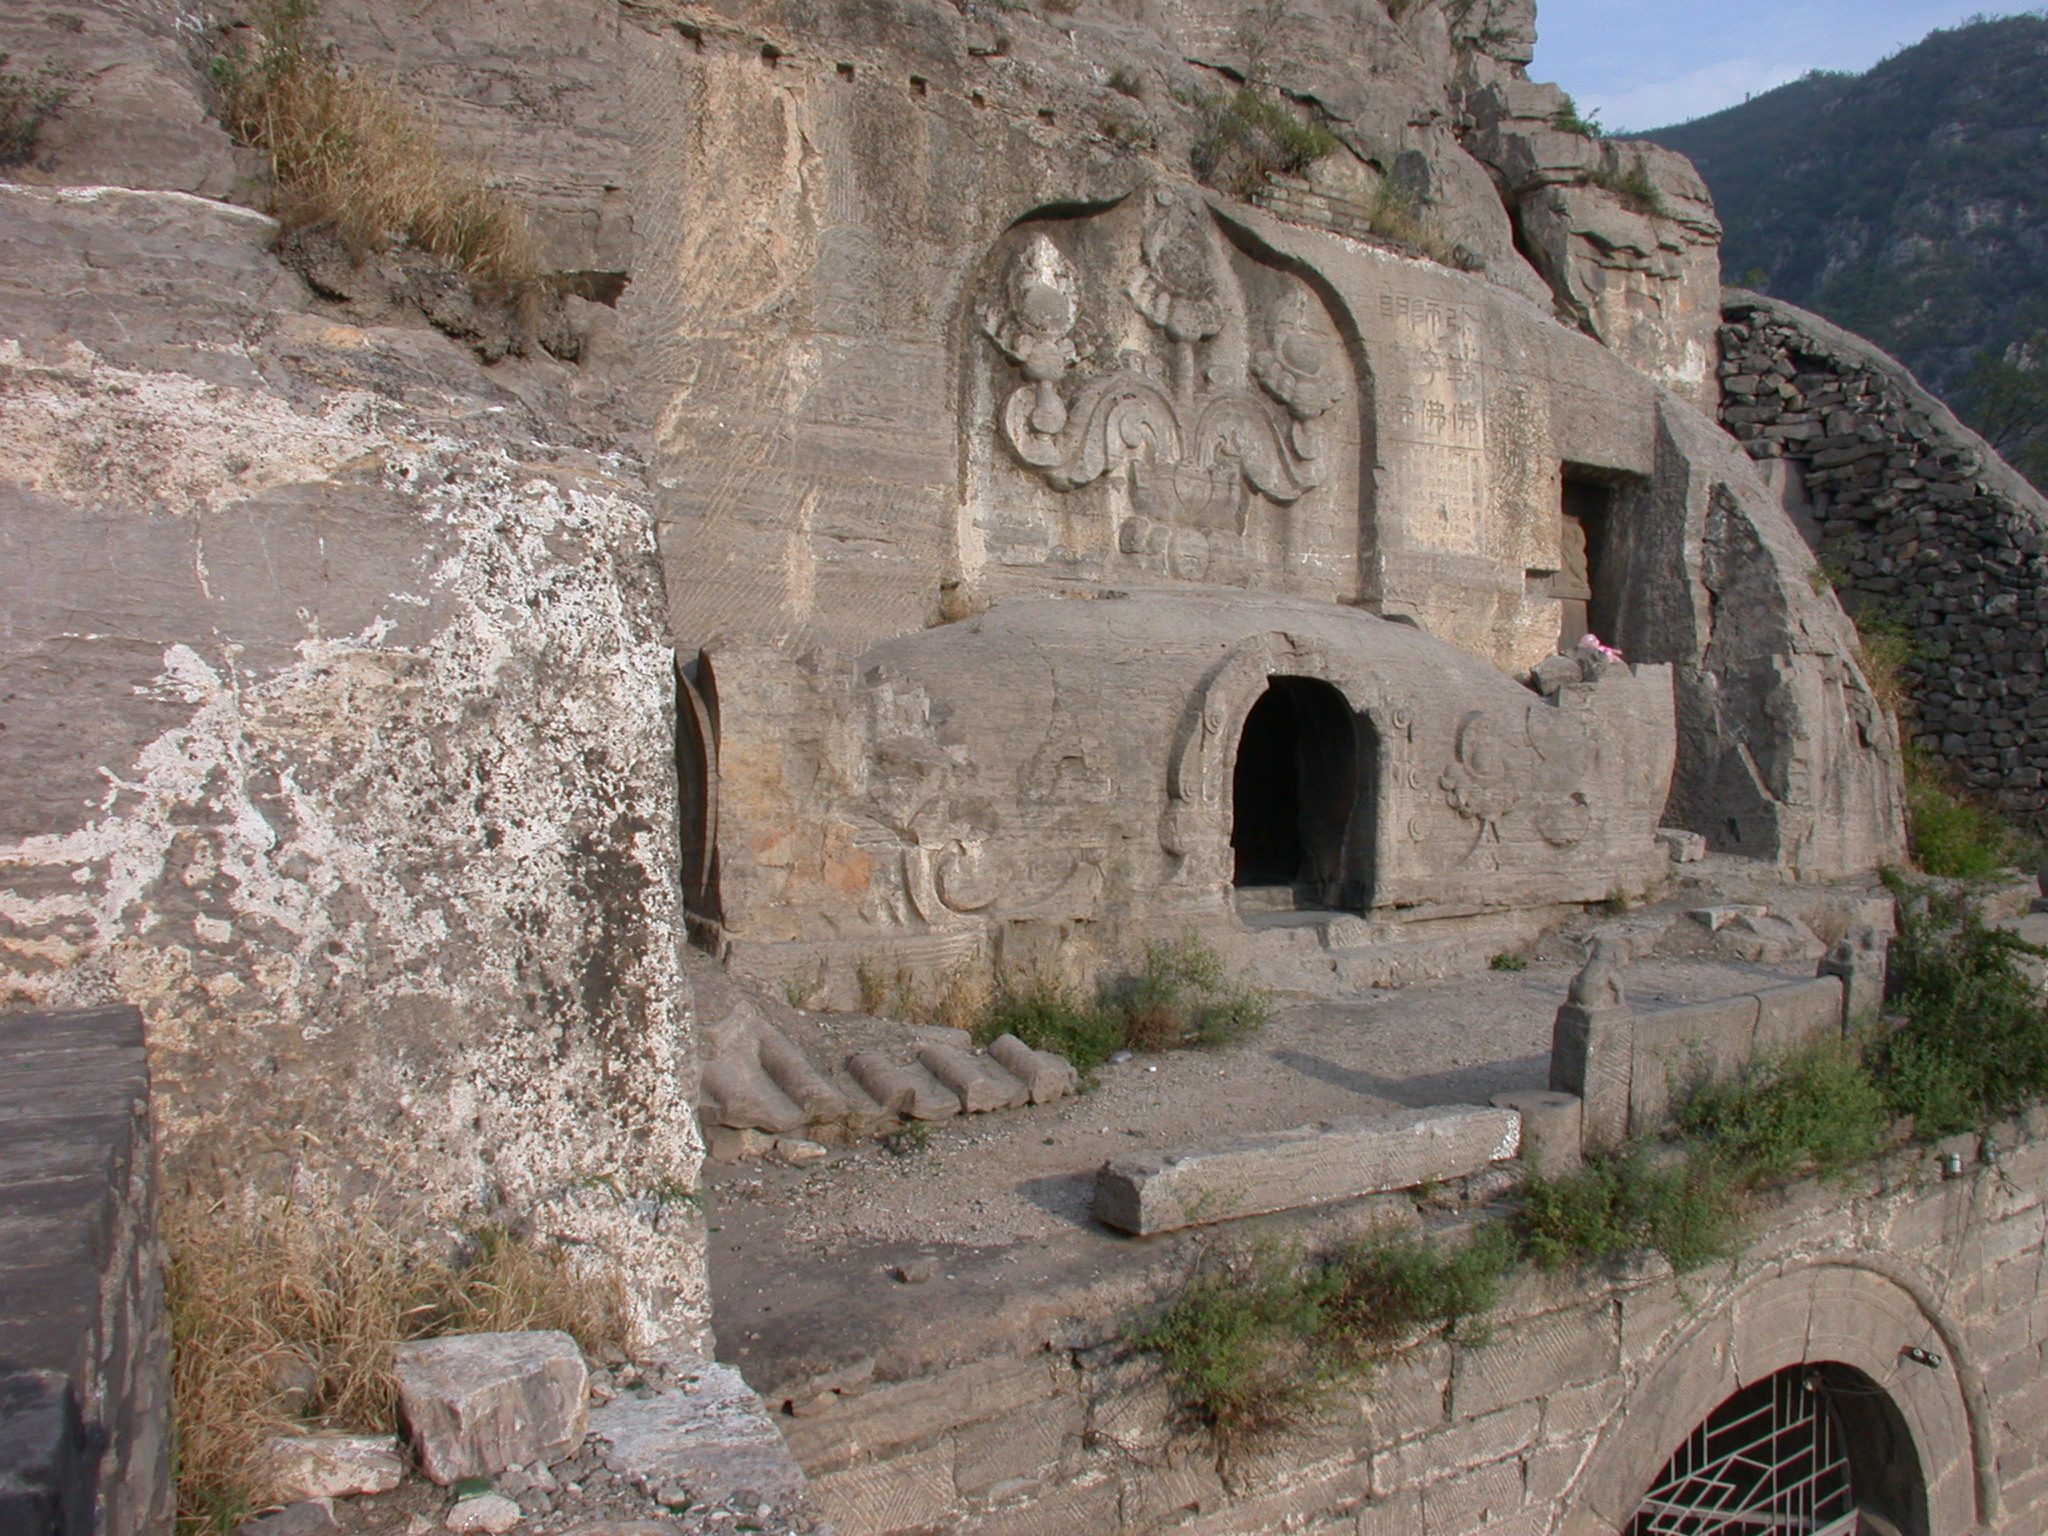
[1560,1259,1995,1536]
[978,184,1358,561]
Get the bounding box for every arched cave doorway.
[1229,676,1372,909]
[1628,1362,1927,1535]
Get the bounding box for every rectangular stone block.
[1092,1106,1520,1235]
[1751,976,1844,1056]
[1450,1306,1619,1421]
[391,1330,588,1485]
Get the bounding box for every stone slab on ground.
[1092,1104,1522,1235]
[588,1362,808,1514]
[255,1432,403,1502]
[392,1330,588,1485]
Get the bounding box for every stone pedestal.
[1489,1090,1584,1176]
[1548,942,1633,1152]
[1819,923,1889,1027]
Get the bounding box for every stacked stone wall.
[777,1116,2048,1533]
[1716,290,2048,824]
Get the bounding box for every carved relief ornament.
[981,191,1342,534]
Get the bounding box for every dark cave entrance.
[1230,676,1372,909]
[1559,466,1620,652]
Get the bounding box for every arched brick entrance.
[1562,1261,1992,1535]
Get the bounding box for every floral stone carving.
[981,188,1341,534]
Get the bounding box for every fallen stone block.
[847,1051,960,1119]
[755,1026,850,1122]
[1092,1104,1522,1236]
[701,1054,807,1134]
[773,1137,828,1166]
[393,1330,589,1485]
[1655,827,1706,862]
[987,1034,1079,1103]
[703,1123,774,1163]
[589,1362,808,1514]
[917,1044,1028,1112]
[255,1431,403,1502]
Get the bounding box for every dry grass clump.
[169,1195,627,1532]
[210,0,537,291]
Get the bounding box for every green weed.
[1517,1148,1742,1273]
[1678,1039,1888,1184]
[1584,157,1669,218]
[1134,1225,1517,1461]
[1549,95,1602,137]
[1903,748,2037,878]
[1877,874,2048,1134]
[1109,933,1270,1052]
[1489,952,1528,972]
[978,974,1126,1073]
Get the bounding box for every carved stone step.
[847,1051,961,1120]
[917,1044,1029,1112]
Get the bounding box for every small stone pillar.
[2033,858,2048,915]
[1549,939,1634,1152]
[1489,1089,1584,1177]
[1819,923,1888,1028]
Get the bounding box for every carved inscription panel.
[1378,290,1488,557]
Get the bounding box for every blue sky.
[1529,2,2045,132]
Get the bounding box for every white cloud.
[1582,57,1816,133]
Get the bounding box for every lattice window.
[1628,1366,1860,1535]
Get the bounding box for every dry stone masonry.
[1718,291,2048,824]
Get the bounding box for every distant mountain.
[1640,14,2048,484]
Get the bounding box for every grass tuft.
[1878,873,2048,1134]
[977,973,1126,1073]
[169,1196,627,1532]
[1903,747,2039,878]
[1189,86,1337,201]
[1583,157,1668,219]
[209,0,538,292]
[0,52,69,166]
[1134,1225,1519,1463]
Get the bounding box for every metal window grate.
[1628,1367,1859,1536]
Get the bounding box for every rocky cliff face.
[0,0,1900,1354]
[0,87,702,1349]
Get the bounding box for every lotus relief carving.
[981,190,1339,534]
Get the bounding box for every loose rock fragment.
[257,1431,404,1501]
[394,1330,590,1484]
[444,1494,523,1535]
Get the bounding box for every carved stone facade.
[967,188,1361,599]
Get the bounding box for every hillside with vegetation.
[1641,13,2048,486]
